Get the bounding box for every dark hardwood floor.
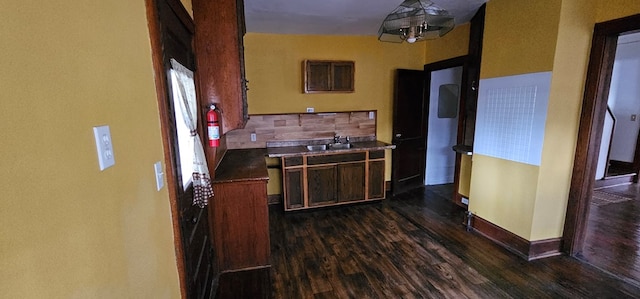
[581,182,640,285]
[269,184,640,298]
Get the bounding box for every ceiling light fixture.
[378,0,455,43]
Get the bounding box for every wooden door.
[392,69,427,196]
[146,0,215,297]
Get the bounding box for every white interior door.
[425,66,463,185]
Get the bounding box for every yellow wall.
[180,0,193,17]
[0,1,180,298]
[424,23,470,64]
[531,0,596,240]
[469,0,640,241]
[596,0,640,22]
[468,0,562,240]
[480,0,560,79]
[244,33,425,180]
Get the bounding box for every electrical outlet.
[461,197,469,205]
[93,125,115,171]
[306,107,314,113]
[250,133,257,142]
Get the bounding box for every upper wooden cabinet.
[303,60,354,93]
[193,0,248,133]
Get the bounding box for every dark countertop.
[213,148,269,184]
[266,141,395,158]
[214,141,395,183]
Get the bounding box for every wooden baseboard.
[471,215,561,261]
[594,174,634,189]
[268,194,281,205]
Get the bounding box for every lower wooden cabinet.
[308,165,337,206]
[282,150,385,211]
[337,162,365,202]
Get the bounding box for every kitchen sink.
[306,144,327,151]
[328,143,352,149]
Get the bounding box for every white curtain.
[170,59,213,208]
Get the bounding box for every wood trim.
[563,14,640,256]
[594,174,634,189]
[603,107,616,177]
[633,129,640,182]
[268,194,282,205]
[144,0,190,297]
[472,215,561,260]
[424,56,468,207]
[529,238,563,260]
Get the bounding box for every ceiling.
[244,0,488,36]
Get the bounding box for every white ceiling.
[244,0,489,36]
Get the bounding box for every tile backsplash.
[226,111,377,149]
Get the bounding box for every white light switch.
[250,133,257,142]
[306,107,314,113]
[93,125,115,170]
[369,111,375,119]
[154,161,164,191]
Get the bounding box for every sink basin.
[306,144,327,151]
[329,143,352,149]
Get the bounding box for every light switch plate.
[369,111,375,119]
[93,125,115,170]
[154,161,164,191]
[250,133,257,142]
[306,107,314,113]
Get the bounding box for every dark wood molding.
[594,174,634,189]
[424,56,469,71]
[563,13,640,256]
[268,194,282,205]
[423,56,468,208]
[529,238,563,260]
[144,0,194,297]
[472,215,561,261]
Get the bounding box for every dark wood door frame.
[563,13,640,256]
[146,0,216,297]
[424,56,469,204]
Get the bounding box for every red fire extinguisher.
[207,104,220,147]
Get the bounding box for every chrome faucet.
[346,136,350,143]
[334,135,341,144]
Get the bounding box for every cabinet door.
[337,162,365,202]
[284,168,304,210]
[307,165,337,206]
[368,160,386,199]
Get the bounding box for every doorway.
[581,30,640,284]
[146,0,216,297]
[564,14,640,282]
[425,66,463,185]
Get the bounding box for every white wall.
[608,32,640,162]
[596,110,614,179]
[425,66,462,185]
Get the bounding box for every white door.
[425,66,463,185]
